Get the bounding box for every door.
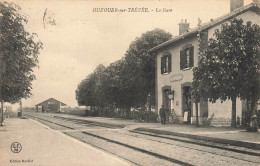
[183,86,192,123]
[163,89,171,110]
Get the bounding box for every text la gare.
[156,8,173,12]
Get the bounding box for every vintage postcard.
[0,0,259,165]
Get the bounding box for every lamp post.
[168,90,175,123]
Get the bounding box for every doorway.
[182,86,192,123]
[163,89,171,110]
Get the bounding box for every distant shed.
[35,98,67,113]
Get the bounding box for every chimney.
[230,0,244,12]
[179,19,189,35]
[253,0,260,7]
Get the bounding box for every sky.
[9,0,252,109]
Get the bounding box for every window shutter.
[189,46,194,67]
[180,50,184,70]
[200,31,208,52]
[161,56,164,74]
[168,55,172,72]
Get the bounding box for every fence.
[63,107,158,122]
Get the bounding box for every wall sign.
[170,74,183,82]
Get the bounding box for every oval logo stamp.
[10,142,22,153]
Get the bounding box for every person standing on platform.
[159,105,166,125]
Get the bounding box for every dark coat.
[159,108,165,117]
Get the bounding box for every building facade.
[35,98,67,113]
[150,1,260,126]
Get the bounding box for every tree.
[92,64,106,109]
[76,29,172,119]
[124,28,172,108]
[76,65,106,111]
[0,2,42,123]
[193,18,260,127]
[75,78,90,106]
[99,60,129,117]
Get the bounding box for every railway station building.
[35,98,67,113]
[149,0,260,126]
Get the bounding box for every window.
[180,45,194,70]
[161,54,172,74]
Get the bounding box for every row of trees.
[77,18,259,127]
[193,18,260,127]
[0,2,42,124]
[76,29,172,117]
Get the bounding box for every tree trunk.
[0,50,3,126]
[248,94,257,125]
[251,95,257,116]
[1,100,4,126]
[244,97,250,127]
[231,97,237,128]
[196,102,199,127]
[20,101,23,117]
[127,106,131,119]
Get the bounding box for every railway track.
[26,113,191,165]
[53,115,125,129]
[25,113,260,166]
[25,114,75,130]
[130,129,260,157]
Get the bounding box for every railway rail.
[24,113,260,166]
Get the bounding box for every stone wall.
[210,117,231,127]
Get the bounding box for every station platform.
[53,113,260,150]
[0,118,130,166]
